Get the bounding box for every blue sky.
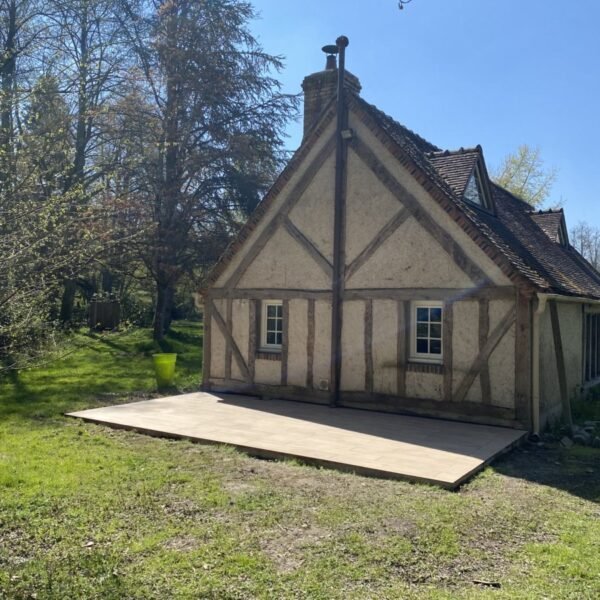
[251,0,600,229]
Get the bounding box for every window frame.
[410,300,444,364]
[260,300,283,352]
[463,162,495,214]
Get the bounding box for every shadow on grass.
[86,332,136,354]
[167,328,201,345]
[490,442,600,503]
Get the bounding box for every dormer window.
[557,220,568,247]
[463,164,491,210]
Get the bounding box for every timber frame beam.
[210,299,252,383]
[222,134,336,290]
[453,304,516,404]
[351,135,492,287]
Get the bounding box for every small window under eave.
[463,164,492,211]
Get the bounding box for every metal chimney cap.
[322,44,339,55]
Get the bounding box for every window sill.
[407,361,444,375]
[256,350,282,361]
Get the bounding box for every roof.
[206,88,600,300]
[530,209,567,244]
[427,149,480,198]
[351,94,600,300]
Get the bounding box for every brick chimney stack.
[301,50,361,140]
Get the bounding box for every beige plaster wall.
[340,301,366,391]
[346,215,474,289]
[288,154,335,262]
[347,112,512,287]
[231,300,250,381]
[254,359,281,386]
[313,300,332,390]
[238,226,331,289]
[452,299,481,403]
[488,327,515,409]
[210,299,226,379]
[372,300,398,395]
[406,371,443,400]
[539,302,583,425]
[345,151,402,265]
[213,121,336,288]
[287,299,309,387]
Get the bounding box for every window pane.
[417,339,428,353]
[267,305,277,318]
[275,319,283,332]
[430,308,442,322]
[430,323,442,339]
[430,339,441,354]
[417,307,429,322]
[417,322,428,337]
[464,173,482,205]
[275,332,282,345]
[266,331,276,345]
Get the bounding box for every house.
[201,39,600,432]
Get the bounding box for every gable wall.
[205,106,526,428]
[212,121,336,289]
[347,114,512,287]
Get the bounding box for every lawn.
[1,322,599,599]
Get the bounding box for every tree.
[492,144,557,208]
[571,222,600,271]
[1,76,78,364]
[44,0,133,322]
[118,0,298,340]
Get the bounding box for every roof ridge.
[353,95,441,153]
[427,145,482,158]
[529,208,564,215]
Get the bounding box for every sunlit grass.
[1,322,599,598]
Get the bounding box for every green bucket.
[152,353,177,388]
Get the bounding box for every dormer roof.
[530,209,569,246]
[427,147,494,212]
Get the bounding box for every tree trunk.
[60,280,77,324]
[0,1,17,187]
[153,282,174,341]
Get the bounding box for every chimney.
[301,45,361,139]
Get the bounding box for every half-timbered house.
[201,40,600,432]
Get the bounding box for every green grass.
[1,322,600,599]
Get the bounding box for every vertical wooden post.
[478,298,492,403]
[549,299,572,429]
[307,299,315,389]
[515,291,532,428]
[364,299,373,393]
[281,299,290,386]
[248,300,257,382]
[202,298,212,391]
[396,299,407,397]
[443,301,454,402]
[329,36,350,407]
[224,298,232,381]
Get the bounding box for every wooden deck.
[67,392,526,489]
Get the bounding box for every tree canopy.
[0,0,298,365]
[492,144,557,208]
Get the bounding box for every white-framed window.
[261,300,283,351]
[410,301,443,363]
